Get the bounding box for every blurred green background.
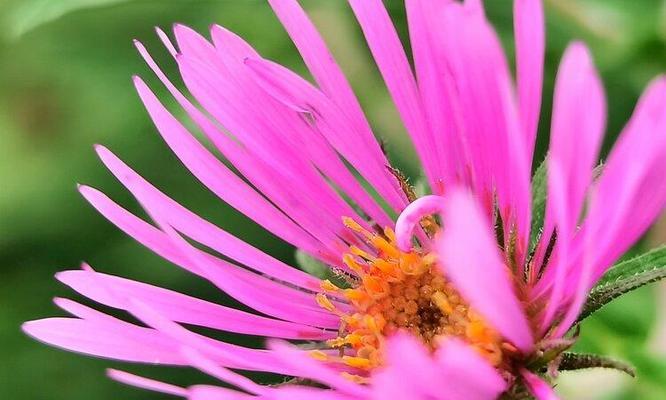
[1,0,666,399]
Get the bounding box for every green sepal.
[529,157,547,250]
[578,246,666,322]
[559,352,636,377]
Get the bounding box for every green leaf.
[578,247,666,322]
[559,352,636,377]
[4,0,135,40]
[597,246,666,286]
[529,157,547,249]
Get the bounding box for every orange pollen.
[314,217,506,374]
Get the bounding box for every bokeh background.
[1,0,666,399]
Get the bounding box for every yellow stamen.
[309,350,329,361]
[342,356,372,369]
[315,293,336,313]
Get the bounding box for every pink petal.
[435,339,508,400]
[438,189,533,351]
[132,48,326,255]
[538,43,605,329]
[586,76,666,277]
[107,369,188,397]
[538,42,605,272]
[514,0,545,161]
[22,317,188,365]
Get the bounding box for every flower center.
[313,217,506,377]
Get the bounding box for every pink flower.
[23,0,666,399]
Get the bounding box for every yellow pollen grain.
[321,279,341,293]
[314,217,505,373]
[342,356,372,369]
[341,372,370,384]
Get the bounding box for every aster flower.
[23,0,666,399]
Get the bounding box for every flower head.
[24,0,666,399]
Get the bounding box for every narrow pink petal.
[142,220,340,328]
[514,0,545,161]
[538,42,605,270]
[54,297,125,325]
[438,189,533,351]
[176,54,364,250]
[133,55,325,255]
[56,270,332,340]
[521,369,559,400]
[347,0,439,187]
[498,79,533,264]
[107,369,188,397]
